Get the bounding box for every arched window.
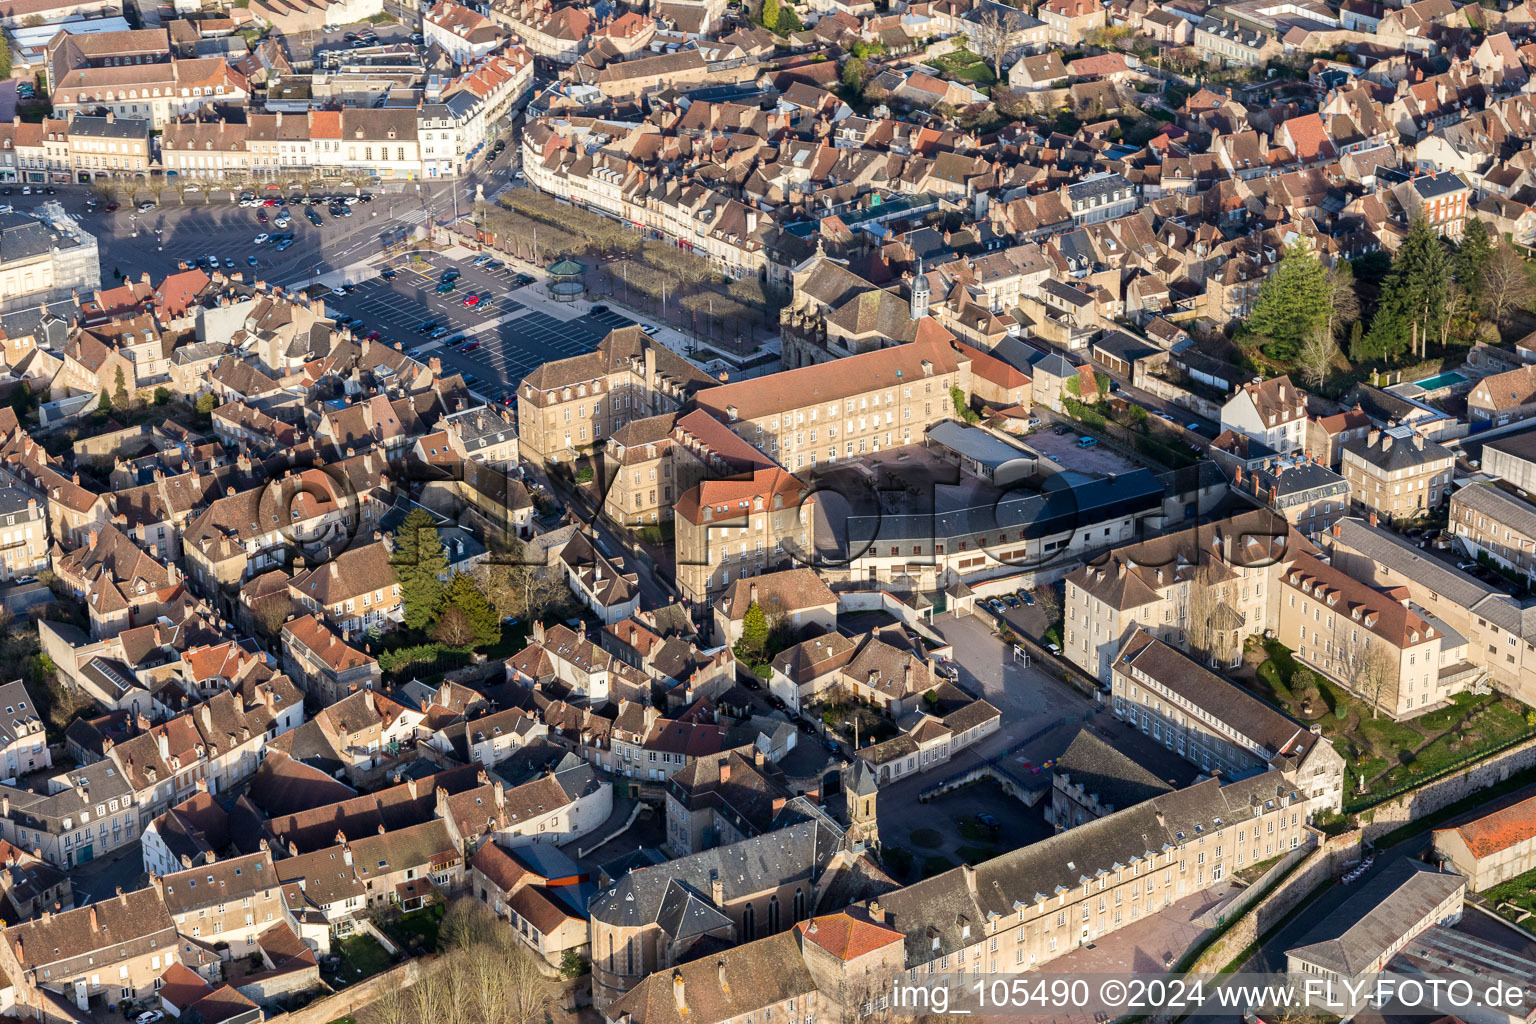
[607,934,614,971]
[793,889,804,922]
[743,903,755,940]
[768,896,780,933]
[626,936,635,975]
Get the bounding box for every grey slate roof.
[588,816,869,929]
[1117,628,1317,764]
[0,211,75,263]
[1341,425,1454,472]
[1328,517,1493,611]
[1054,729,1174,813]
[873,770,1302,963]
[1453,482,1536,544]
[1287,862,1464,978]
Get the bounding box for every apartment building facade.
[1276,553,1460,719]
[692,333,971,471]
[1449,481,1536,583]
[1111,629,1346,812]
[518,327,719,465]
[1064,509,1294,684]
[876,769,1313,979]
[0,488,48,582]
[1220,375,1309,454]
[675,469,813,606]
[1341,426,1455,523]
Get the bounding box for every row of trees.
[362,900,552,1024]
[1244,215,1534,388]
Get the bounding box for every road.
[1179,778,1536,1024]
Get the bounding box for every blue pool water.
[1413,371,1470,391]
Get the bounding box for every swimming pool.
[1413,371,1470,391]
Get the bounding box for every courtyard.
[1243,639,1536,812]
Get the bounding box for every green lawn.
[334,934,393,981]
[924,48,997,86]
[1248,640,1536,810]
[1484,866,1536,920]
[388,904,445,953]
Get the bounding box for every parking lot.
[82,188,436,287]
[320,252,638,399]
[1022,425,1148,476]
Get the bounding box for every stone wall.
[267,959,426,1024]
[71,424,153,463]
[1184,829,1361,973]
[1359,734,1536,844]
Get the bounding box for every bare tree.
[434,605,476,647]
[1339,631,1396,719]
[503,942,551,1024]
[1324,263,1361,342]
[1480,240,1534,329]
[407,962,447,1024]
[442,949,474,1024]
[253,593,293,639]
[1296,325,1340,389]
[362,981,411,1024]
[971,9,1012,80]
[477,559,565,622]
[465,941,509,1024]
[1182,558,1238,668]
[441,896,502,952]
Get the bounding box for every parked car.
[436,281,456,294]
[1077,436,1098,449]
[442,268,461,282]
[254,233,270,244]
[380,268,397,280]
[1002,594,1021,608]
[463,294,482,307]
[1019,590,1035,606]
[976,813,1001,831]
[988,598,1006,614]
[445,335,466,347]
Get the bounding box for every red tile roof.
[793,912,904,961]
[1441,792,1536,858]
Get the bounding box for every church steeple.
[909,257,929,321]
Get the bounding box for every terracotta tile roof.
[673,467,808,527]
[1440,792,1536,858]
[282,614,377,674]
[793,911,904,960]
[1282,552,1435,648]
[694,333,962,424]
